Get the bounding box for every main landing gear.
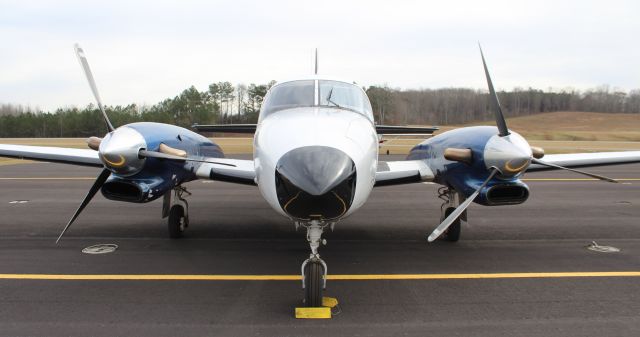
[299,220,329,307]
[437,187,465,242]
[163,186,190,238]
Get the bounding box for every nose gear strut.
[300,220,329,307]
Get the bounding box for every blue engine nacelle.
[408,126,531,207]
[101,176,175,203]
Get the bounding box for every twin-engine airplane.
[1,45,639,307]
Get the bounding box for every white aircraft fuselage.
[253,78,378,223]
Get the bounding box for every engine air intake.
[485,184,529,205]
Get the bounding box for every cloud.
[1,0,638,111]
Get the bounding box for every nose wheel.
[303,258,326,307]
[300,221,328,307]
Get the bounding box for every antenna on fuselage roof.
[314,48,318,75]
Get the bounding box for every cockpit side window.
[261,80,315,117]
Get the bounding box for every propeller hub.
[483,132,532,177]
[98,127,147,176]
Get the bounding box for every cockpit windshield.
[261,80,315,116]
[260,79,373,120]
[318,80,372,117]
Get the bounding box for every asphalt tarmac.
[0,157,639,336]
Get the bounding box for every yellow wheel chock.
[295,297,339,319]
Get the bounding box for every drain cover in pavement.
[587,241,620,253]
[82,244,118,254]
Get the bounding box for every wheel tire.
[443,207,461,242]
[304,260,324,307]
[168,205,185,239]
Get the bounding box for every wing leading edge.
[195,158,256,185]
[0,144,102,167]
[193,124,257,133]
[193,124,438,135]
[374,150,640,187]
[0,143,257,185]
[375,160,435,186]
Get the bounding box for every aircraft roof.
[273,75,361,88]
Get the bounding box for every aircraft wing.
[375,125,438,135]
[527,151,640,171]
[0,144,103,167]
[195,158,256,185]
[375,160,434,186]
[193,124,439,135]
[193,124,257,133]
[0,143,257,184]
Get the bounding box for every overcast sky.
[1,0,638,111]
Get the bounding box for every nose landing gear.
[300,220,329,307]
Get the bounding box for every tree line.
[0,81,273,137]
[369,85,640,125]
[1,83,638,137]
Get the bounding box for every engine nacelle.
[101,176,174,203]
[476,180,530,206]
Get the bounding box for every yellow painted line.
[0,274,300,281]
[1,271,640,281]
[327,272,640,280]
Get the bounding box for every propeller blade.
[138,150,236,167]
[531,158,618,183]
[479,44,509,137]
[74,44,115,132]
[56,168,111,243]
[427,169,499,242]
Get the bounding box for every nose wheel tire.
[442,207,461,242]
[168,205,187,239]
[304,259,324,307]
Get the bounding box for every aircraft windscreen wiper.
[326,88,342,108]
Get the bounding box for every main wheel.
[443,207,461,242]
[304,259,324,307]
[168,205,186,239]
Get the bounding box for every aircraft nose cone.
[276,146,355,196]
[275,146,357,221]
